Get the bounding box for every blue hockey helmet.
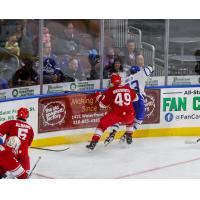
[130,66,141,74]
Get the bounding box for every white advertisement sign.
[160,87,200,128]
[43,80,101,94]
[0,85,40,100]
[168,75,200,85]
[0,98,38,137]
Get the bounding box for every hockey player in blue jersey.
[104,54,154,145]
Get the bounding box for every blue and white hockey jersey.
[124,65,154,97]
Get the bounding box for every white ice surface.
[29,136,200,179]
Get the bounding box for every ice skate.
[125,132,133,144]
[86,141,97,151]
[119,132,132,144]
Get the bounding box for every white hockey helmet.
[6,136,21,151]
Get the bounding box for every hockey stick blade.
[31,146,70,152]
[28,156,42,178]
[185,139,200,144]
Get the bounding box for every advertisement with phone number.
[38,89,160,133]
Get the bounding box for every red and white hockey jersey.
[0,144,28,179]
[0,119,34,170]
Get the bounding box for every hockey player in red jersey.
[86,73,138,150]
[0,107,34,173]
[0,136,28,179]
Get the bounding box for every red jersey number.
[18,128,28,140]
[114,93,131,106]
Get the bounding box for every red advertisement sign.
[38,93,108,133]
[38,89,160,133]
[143,89,160,124]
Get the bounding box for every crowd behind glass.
[0,19,200,93]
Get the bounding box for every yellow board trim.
[31,127,200,147]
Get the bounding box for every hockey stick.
[31,146,70,152]
[28,156,42,178]
[185,138,200,144]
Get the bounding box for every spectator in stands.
[14,23,34,57]
[52,22,80,55]
[43,27,51,45]
[103,58,124,78]
[29,27,51,64]
[135,54,154,77]
[136,54,145,67]
[103,47,116,69]
[43,58,66,84]
[59,53,85,77]
[43,42,59,65]
[0,20,22,47]
[87,49,100,80]
[122,39,141,73]
[89,62,100,80]
[5,34,20,56]
[64,58,86,82]
[11,58,39,87]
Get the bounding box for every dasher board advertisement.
[0,98,38,135]
[0,85,40,100]
[161,87,200,128]
[38,89,160,133]
[143,89,160,124]
[38,93,108,133]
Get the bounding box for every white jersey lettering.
[124,65,154,96]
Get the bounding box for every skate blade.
[104,139,114,147]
